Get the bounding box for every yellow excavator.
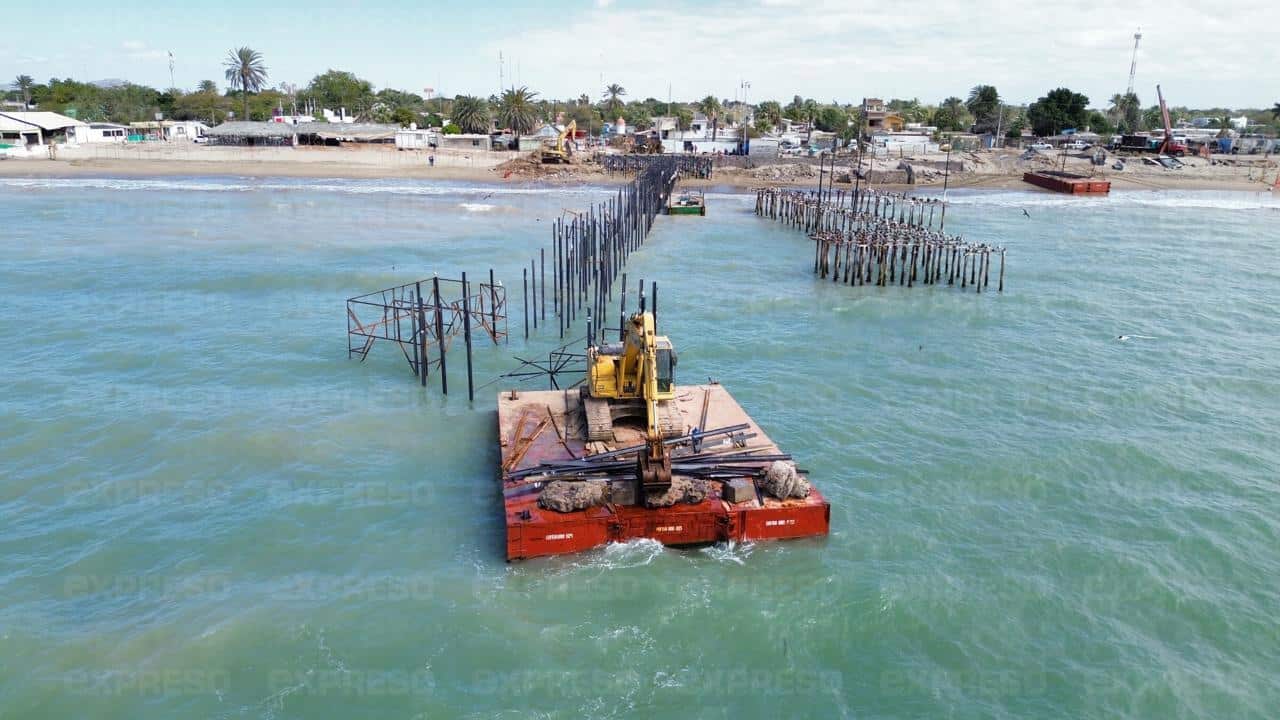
[540,120,576,164]
[583,308,682,494]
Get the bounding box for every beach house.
[78,122,130,143]
[0,111,88,145]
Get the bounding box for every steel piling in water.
[752,186,1005,295]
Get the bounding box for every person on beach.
[428,155,435,167]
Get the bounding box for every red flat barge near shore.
[1022,170,1111,194]
[497,384,830,561]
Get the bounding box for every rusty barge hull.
[497,384,830,561]
[1022,170,1111,195]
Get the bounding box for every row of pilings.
[754,187,1005,293]
[522,156,686,345]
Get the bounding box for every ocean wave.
[0,176,615,199]
[939,188,1280,211]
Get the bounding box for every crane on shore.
[1126,28,1142,95]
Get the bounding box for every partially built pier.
[755,187,1006,293]
[347,155,698,398]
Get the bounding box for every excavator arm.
[634,312,673,495]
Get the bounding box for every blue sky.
[5,0,1277,109]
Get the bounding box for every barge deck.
[497,383,830,561]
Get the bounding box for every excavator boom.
[584,309,678,499]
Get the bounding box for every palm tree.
[756,100,782,132]
[12,75,34,109]
[223,47,267,120]
[197,79,218,94]
[497,86,539,137]
[451,95,490,134]
[801,98,818,141]
[965,85,1000,132]
[602,83,626,119]
[1216,115,1233,139]
[1109,92,1141,133]
[675,107,693,142]
[698,95,722,141]
[1272,102,1280,121]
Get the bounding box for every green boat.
[665,190,705,216]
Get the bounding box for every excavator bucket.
[637,437,673,499]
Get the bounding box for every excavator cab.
[655,340,675,393]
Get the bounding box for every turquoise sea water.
[1,176,1278,719]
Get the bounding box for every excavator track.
[581,395,684,442]
[654,401,684,438]
[583,395,615,442]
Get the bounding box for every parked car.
[1028,142,1052,151]
[1062,140,1088,150]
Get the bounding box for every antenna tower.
[1126,28,1142,95]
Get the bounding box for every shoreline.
[0,157,1272,195]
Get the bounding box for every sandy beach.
[1,143,1274,193]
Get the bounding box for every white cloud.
[596,0,615,7]
[119,40,167,61]
[484,0,1280,108]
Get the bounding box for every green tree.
[390,106,419,127]
[1108,92,1141,133]
[12,74,35,109]
[302,70,374,120]
[675,106,693,139]
[443,123,461,135]
[697,95,722,141]
[1026,88,1090,136]
[1271,102,1280,121]
[497,86,539,136]
[801,98,818,141]
[940,96,968,130]
[622,102,650,130]
[1087,110,1113,135]
[602,83,626,119]
[755,100,782,131]
[888,98,928,123]
[1005,116,1026,139]
[451,95,490,134]
[1142,105,1163,131]
[172,82,229,124]
[223,47,267,121]
[814,105,847,133]
[965,85,1001,133]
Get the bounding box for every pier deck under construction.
[497,384,830,561]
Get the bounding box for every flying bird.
[1022,209,1031,218]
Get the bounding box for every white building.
[76,122,129,143]
[0,111,88,145]
[395,128,439,150]
[128,120,210,141]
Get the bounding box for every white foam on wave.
[698,540,756,565]
[0,175,615,200]
[596,538,667,568]
[459,202,496,212]
[940,188,1280,212]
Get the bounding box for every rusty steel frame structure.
[346,276,507,378]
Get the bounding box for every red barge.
[497,383,830,561]
[1022,170,1111,195]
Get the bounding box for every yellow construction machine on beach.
[540,120,576,164]
[582,309,682,493]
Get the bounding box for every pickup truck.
[1028,142,1052,151]
[1062,140,1088,151]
